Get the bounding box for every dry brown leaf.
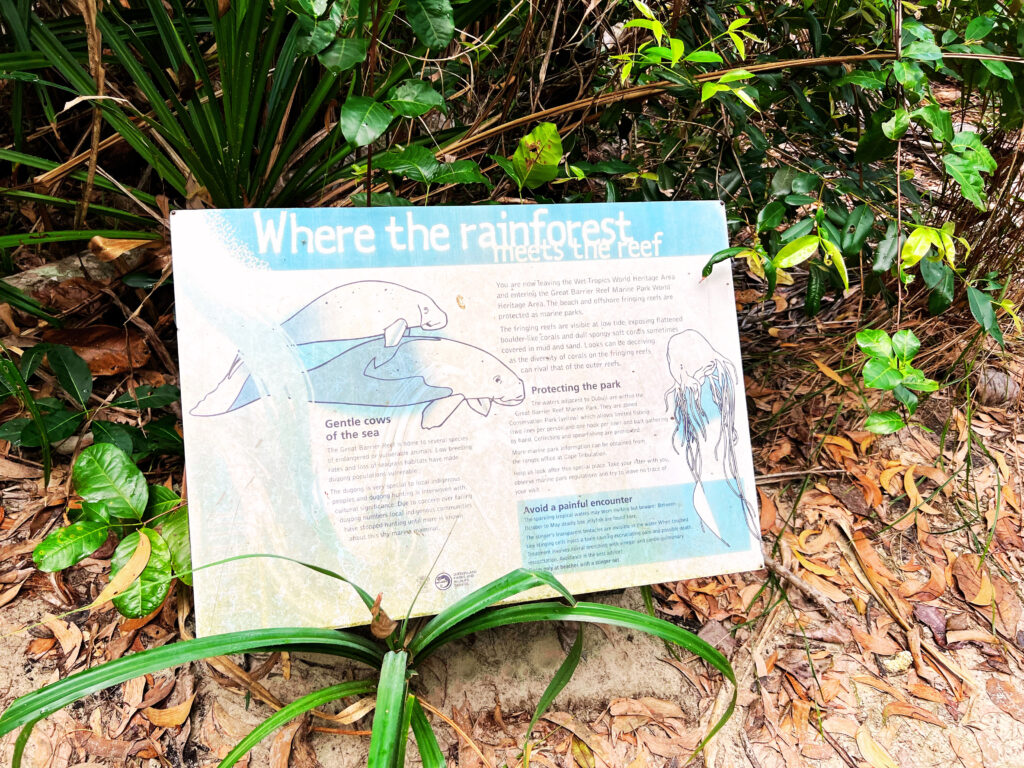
[571,737,596,768]
[948,732,983,768]
[850,625,901,656]
[0,456,43,479]
[853,675,909,703]
[93,532,151,607]
[951,554,994,607]
[370,593,398,639]
[269,716,304,768]
[42,325,150,376]
[882,701,945,727]
[42,616,82,656]
[330,696,376,725]
[543,712,612,764]
[986,677,1024,723]
[945,629,999,645]
[813,359,850,387]
[758,488,777,534]
[907,681,948,705]
[88,236,158,262]
[144,693,196,727]
[856,727,899,768]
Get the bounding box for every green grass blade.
[218,680,375,768]
[0,279,58,323]
[408,569,575,656]
[0,149,159,205]
[0,230,159,249]
[0,628,383,739]
[367,651,408,768]
[393,692,416,768]
[526,625,582,741]
[409,697,444,768]
[0,189,153,226]
[413,601,736,758]
[11,719,38,768]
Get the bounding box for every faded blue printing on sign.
[517,482,750,574]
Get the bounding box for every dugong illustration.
[191,281,447,416]
[199,335,526,429]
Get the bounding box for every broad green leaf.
[33,521,109,572]
[819,237,848,290]
[891,330,920,362]
[863,358,903,390]
[968,285,1003,345]
[318,37,368,74]
[841,205,874,256]
[20,344,49,380]
[965,16,995,41]
[72,443,147,520]
[0,628,382,741]
[944,154,987,211]
[901,227,933,268]
[756,201,785,233]
[147,485,182,520]
[219,681,376,768]
[912,105,953,143]
[350,192,412,207]
[951,131,997,172]
[404,0,454,49]
[882,108,909,140]
[70,501,110,525]
[386,80,445,117]
[91,421,135,455]
[47,345,92,407]
[900,369,940,392]
[732,87,757,111]
[701,82,729,102]
[512,123,563,189]
[928,268,955,315]
[833,70,887,90]
[159,507,192,587]
[19,410,84,448]
[110,528,172,618]
[893,60,927,91]
[903,41,943,61]
[111,384,180,410]
[980,57,1013,81]
[894,385,919,415]
[780,218,815,242]
[375,146,440,183]
[367,651,408,768]
[431,160,487,185]
[340,97,393,147]
[865,411,905,434]
[791,172,818,194]
[772,235,819,269]
[489,154,521,187]
[855,329,893,359]
[295,3,343,55]
[684,50,723,63]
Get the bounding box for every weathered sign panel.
[171,202,762,635]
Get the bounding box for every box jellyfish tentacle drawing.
[191,281,447,416]
[666,330,754,545]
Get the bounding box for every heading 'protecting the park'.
[171,201,763,635]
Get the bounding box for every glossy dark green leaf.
[295,3,343,55]
[110,528,173,618]
[350,192,412,207]
[33,521,109,572]
[893,385,919,415]
[91,421,135,455]
[702,247,745,278]
[111,384,180,410]
[968,285,1001,343]
[891,330,920,362]
[404,0,454,49]
[340,97,393,147]
[386,80,445,117]
[863,358,903,391]
[855,328,893,359]
[18,410,84,448]
[756,201,785,233]
[882,108,910,140]
[319,37,368,74]
[375,146,440,183]
[159,507,192,586]
[965,16,995,41]
[865,411,905,434]
[72,443,147,520]
[431,160,487,185]
[46,345,92,407]
[912,104,953,143]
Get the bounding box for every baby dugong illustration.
[191,280,447,416]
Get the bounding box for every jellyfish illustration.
[665,330,754,545]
